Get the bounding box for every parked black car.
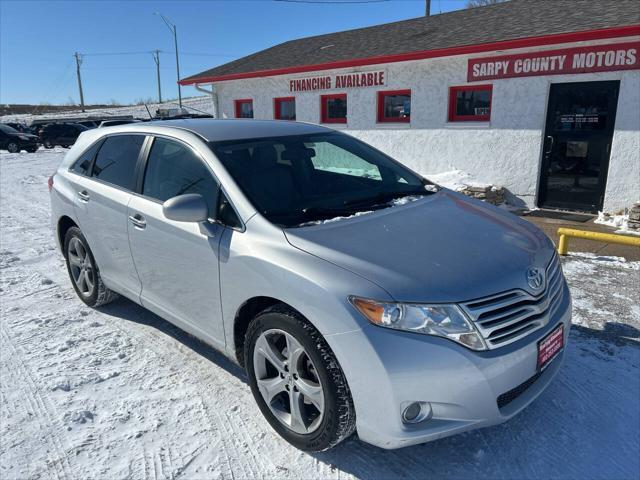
[76,120,99,129]
[39,123,88,148]
[97,119,142,128]
[4,122,30,133]
[0,123,40,153]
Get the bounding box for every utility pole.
[74,52,86,112]
[155,13,182,108]
[152,49,162,103]
[425,0,431,16]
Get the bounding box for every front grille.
[497,370,543,409]
[461,254,565,349]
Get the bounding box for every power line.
[81,51,154,57]
[275,0,389,3]
[80,50,239,57]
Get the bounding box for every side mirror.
[162,194,208,223]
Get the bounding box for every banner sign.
[467,42,639,82]
[289,70,385,92]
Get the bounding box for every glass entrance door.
[538,81,620,213]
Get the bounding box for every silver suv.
[50,119,571,451]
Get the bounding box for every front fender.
[218,219,392,350]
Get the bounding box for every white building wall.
[209,38,640,212]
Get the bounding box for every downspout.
[195,83,218,118]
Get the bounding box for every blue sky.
[0,0,468,105]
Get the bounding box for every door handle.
[77,190,90,202]
[128,214,147,229]
[545,135,554,155]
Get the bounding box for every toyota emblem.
[526,267,545,291]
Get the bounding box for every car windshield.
[0,124,19,134]
[209,132,438,227]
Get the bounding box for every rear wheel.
[63,227,118,307]
[7,142,19,153]
[245,305,356,451]
[43,139,53,149]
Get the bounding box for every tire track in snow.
[0,322,76,480]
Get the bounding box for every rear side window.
[71,141,102,176]
[142,137,219,215]
[91,135,144,190]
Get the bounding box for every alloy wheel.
[253,329,325,434]
[7,142,18,153]
[67,237,95,298]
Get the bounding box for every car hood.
[14,133,38,140]
[284,190,555,303]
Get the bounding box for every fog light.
[402,401,432,424]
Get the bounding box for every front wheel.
[63,227,118,307]
[7,142,19,153]
[245,305,356,451]
[43,139,53,149]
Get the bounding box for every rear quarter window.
[71,141,102,176]
[91,135,145,190]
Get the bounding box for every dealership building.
[181,0,640,213]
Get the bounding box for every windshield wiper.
[300,206,361,218]
[344,189,433,208]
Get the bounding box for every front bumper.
[328,282,571,449]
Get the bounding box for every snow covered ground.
[1,149,639,480]
[1,96,214,124]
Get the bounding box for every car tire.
[43,139,53,149]
[7,142,19,153]
[63,227,118,308]
[245,305,356,451]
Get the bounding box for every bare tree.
[467,0,508,7]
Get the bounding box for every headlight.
[350,297,487,351]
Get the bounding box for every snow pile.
[594,211,640,236]
[424,170,506,206]
[424,169,492,191]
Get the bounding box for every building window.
[274,97,296,120]
[320,93,347,124]
[377,90,411,123]
[234,99,253,118]
[448,85,492,122]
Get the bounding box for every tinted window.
[217,191,242,229]
[143,137,219,215]
[0,124,19,134]
[321,95,347,123]
[71,141,102,176]
[449,86,492,121]
[92,135,144,190]
[379,91,411,121]
[275,98,296,120]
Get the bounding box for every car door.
[127,135,226,347]
[0,129,7,149]
[70,134,146,299]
